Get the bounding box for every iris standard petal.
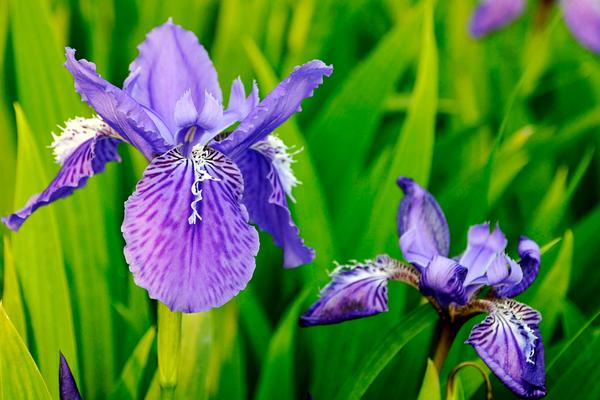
[65,48,170,159]
[299,255,414,326]
[236,146,313,268]
[215,60,333,158]
[2,117,120,231]
[59,353,82,400]
[461,223,508,287]
[495,237,540,298]
[419,255,468,306]
[469,0,526,37]
[124,19,222,132]
[562,0,600,53]
[122,148,259,313]
[466,299,546,399]
[397,177,450,270]
[225,78,259,122]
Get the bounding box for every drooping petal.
[59,353,82,400]
[419,255,468,306]
[122,148,259,312]
[461,223,508,287]
[397,177,450,270]
[469,0,526,37]
[124,19,222,132]
[562,0,600,53]
[495,237,540,298]
[2,118,120,231]
[299,255,417,326]
[236,147,313,268]
[65,48,170,159]
[466,299,546,399]
[215,60,333,158]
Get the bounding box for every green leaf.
[530,230,573,339]
[255,290,309,400]
[360,0,438,255]
[10,105,78,397]
[1,236,26,340]
[334,304,436,400]
[416,359,441,400]
[0,303,52,399]
[109,328,156,400]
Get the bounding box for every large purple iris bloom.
[470,0,600,54]
[2,20,332,312]
[300,177,546,399]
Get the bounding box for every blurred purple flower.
[301,177,546,399]
[2,19,332,312]
[470,0,600,54]
[59,353,82,400]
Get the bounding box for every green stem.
[446,362,493,400]
[157,302,182,400]
[431,321,458,372]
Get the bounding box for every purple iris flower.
[469,0,600,54]
[59,353,82,400]
[2,20,332,312]
[300,177,546,399]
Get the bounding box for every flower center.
[187,145,221,224]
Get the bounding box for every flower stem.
[432,321,458,372]
[157,302,182,400]
[446,362,493,400]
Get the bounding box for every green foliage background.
[1,0,599,398]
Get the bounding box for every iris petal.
[215,60,333,158]
[419,255,468,306]
[59,353,82,400]
[495,237,540,298]
[124,19,222,133]
[562,0,600,53]
[461,223,508,288]
[397,177,450,270]
[299,255,413,326]
[122,148,259,312]
[236,147,313,268]
[64,48,170,159]
[466,299,546,399]
[2,120,120,231]
[469,0,526,37]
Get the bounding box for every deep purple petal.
[562,0,600,53]
[65,48,170,159]
[466,299,546,399]
[396,177,450,270]
[59,353,82,400]
[214,60,332,158]
[495,237,540,298]
[124,19,222,133]
[469,0,526,37]
[299,255,405,326]
[122,148,259,312]
[419,255,468,306]
[236,148,313,268]
[461,223,508,287]
[2,123,120,231]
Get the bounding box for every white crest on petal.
[252,135,301,202]
[491,299,540,364]
[50,116,118,164]
[188,145,221,224]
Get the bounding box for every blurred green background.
[1,0,599,399]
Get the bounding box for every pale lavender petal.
[2,128,120,231]
[215,60,333,158]
[466,299,546,399]
[495,237,540,298]
[65,48,170,159]
[236,148,313,268]
[461,223,508,287]
[299,255,407,326]
[122,148,259,312]
[397,177,450,270]
[469,0,526,37]
[174,90,198,128]
[562,0,600,53]
[124,19,222,133]
[419,255,468,306]
[487,255,523,288]
[59,353,82,400]
[225,78,259,121]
